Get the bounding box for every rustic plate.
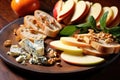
[0,17,120,75]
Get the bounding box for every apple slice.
[61,52,105,65]
[97,7,113,27]
[73,0,78,3]
[53,0,64,19]
[85,1,92,14]
[50,40,83,55]
[108,6,119,27]
[70,1,87,24]
[86,3,102,22]
[60,37,91,47]
[57,0,75,21]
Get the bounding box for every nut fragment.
[3,40,12,47]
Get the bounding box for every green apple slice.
[50,40,83,55]
[61,52,105,65]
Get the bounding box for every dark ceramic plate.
[0,17,120,75]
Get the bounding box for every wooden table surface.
[0,0,120,80]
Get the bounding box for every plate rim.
[0,17,120,74]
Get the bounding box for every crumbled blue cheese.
[34,39,44,56]
[16,55,26,63]
[19,38,44,57]
[7,45,22,57]
[29,56,47,65]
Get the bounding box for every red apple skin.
[53,0,63,19]
[70,1,88,24]
[57,0,75,22]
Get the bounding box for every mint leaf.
[76,22,90,28]
[88,16,99,32]
[60,25,77,36]
[108,26,120,37]
[88,16,96,28]
[100,11,108,32]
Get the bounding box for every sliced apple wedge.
[57,0,75,21]
[53,0,64,19]
[86,3,102,22]
[73,0,78,3]
[111,6,118,21]
[50,40,83,55]
[108,6,119,27]
[60,37,90,47]
[70,1,87,24]
[97,7,113,27]
[85,1,92,14]
[61,52,105,65]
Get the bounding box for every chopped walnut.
[75,29,115,44]
[4,40,12,47]
[88,29,114,43]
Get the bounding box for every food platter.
[0,17,120,75]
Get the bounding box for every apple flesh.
[97,7,113,27]
[70,1,87,24]
[50,40,83,55]
[60,37,90,48]
[108,6,119,27]
[53,0,64,19]
[86,3,102,22]
[61,52,105,65]
[57,0,75,21]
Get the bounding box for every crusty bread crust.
[83,48,105,56]
[90,41,120,54]
[16,25,47,41]
[34,10,62,37]
[24,15,44,34]
[74,33,120,55]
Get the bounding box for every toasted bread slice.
[34,10,62,37]
[16,25,47,41]
[74,33,120,54]
[90,40,120,54]
[83,47,106,56]
[24,15,44,34]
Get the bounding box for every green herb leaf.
[76,16,98,32]
[88,16,99,32]
[100,11,108,32]
[108,26,120,37]
[88,16,96,28]
[60,25,77,36]
[76,22,90,28]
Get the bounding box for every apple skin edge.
[56,0,75,22]
[61,52,105,66]
[70,1,88,24]
[53,0,63,19]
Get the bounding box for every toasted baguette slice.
[90,40,120,54]
[34,10,62,37]
[24,15,44,34]
[83,47,106,56]
[16,25,47,41]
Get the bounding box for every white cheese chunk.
[8,45,22,56]
[19,38,44,57]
